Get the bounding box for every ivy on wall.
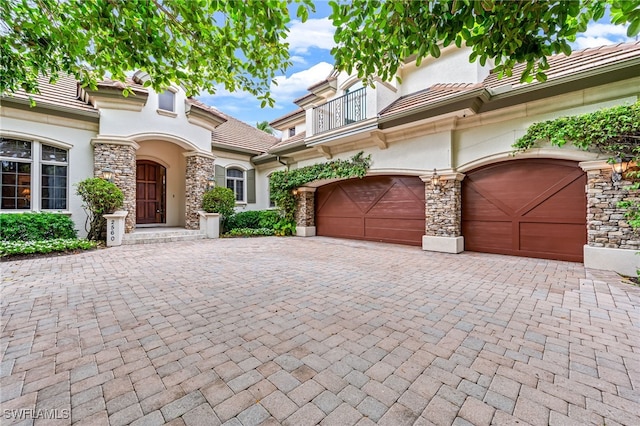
[513,101,640,159]
[270,152,372,222]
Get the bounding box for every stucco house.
[1,42,639,275]
[1,71,279,243]
[265,42,639,275]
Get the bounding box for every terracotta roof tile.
[269,131,307,152]
[484,41,640,89]
[211,112,279,153]
[185,98,226,122]
[269,108,305,127]
[5,74,96,113]
[380,83,482,116]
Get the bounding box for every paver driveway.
[1,237,639,426]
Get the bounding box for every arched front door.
[136,160,166,225]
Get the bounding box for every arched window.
[226,168,245,202]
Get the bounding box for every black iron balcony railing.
[313,87,366,134]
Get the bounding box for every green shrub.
[258,210,281,229]
[202,186,236,231]
[273,219,296,236]
[76,178,124,241]
[0,238,97,257]
[227,209,283,231]
[226,210,261,230]
[0,212,77,241]
[225,227,275,237]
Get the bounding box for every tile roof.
[483,41,640,89]
[380,83,483,116]
[269,108,305,127]
[185,98,226,122]
[381,42,640,117]
[269,131,307,152]
[5,74,96,113]
[211,112,279,154]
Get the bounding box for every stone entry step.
[122,228,206,245]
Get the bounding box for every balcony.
[313,87,366,135]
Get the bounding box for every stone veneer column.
[580,160,639,275]
[92,138,138,233]
[185,152,216,230]
[295,187,316,237]
[421,171,465,253]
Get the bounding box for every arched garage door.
[316,176,425,246]
[462,159,586,262]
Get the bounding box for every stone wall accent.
[423,173,464,237]
[585,165,639,250]
[92,139,137,233]
[295,187,316,227]
[185,152,216,230]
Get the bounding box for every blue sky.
[196,3,637,129]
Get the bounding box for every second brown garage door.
[316,176,425,246]
[462,159,586,262]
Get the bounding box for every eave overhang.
[0,96,100,123]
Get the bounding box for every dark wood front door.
[316,176,425,246]
[136,160,166,224]
[462,159,586,262]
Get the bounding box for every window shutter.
[215,165,225,188]
[247,169,256,204]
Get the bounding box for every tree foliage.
[1,0,313,106]
[256,120,274,134]
[329,0,640,84]
[2,1,638,102]
[270,152,372,222]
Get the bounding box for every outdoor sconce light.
[431,169,440,188]
[206,177,216,190]
[611,157,628,183]
[102,167,114,182]
[292,189,299,196]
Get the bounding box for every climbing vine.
[270,152,372,222]
[513,101,640,158]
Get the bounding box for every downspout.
[277,156,289,170]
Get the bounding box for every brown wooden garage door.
[316,176,425,246]
[462,159,586,262]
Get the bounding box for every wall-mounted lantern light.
[102,167,114,182]
[206,177,216,190]
[431,169,440,188]
[611,157,628,183]
[292,189,299,196]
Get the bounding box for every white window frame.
[157,88,177,116]
[0,136,70,212]
[226,167,246,203]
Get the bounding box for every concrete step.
[122,229,206,245]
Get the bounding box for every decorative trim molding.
[0,130,74,149]
[183,151,216,160]
[458,148,601,173]
[579,160,611,171]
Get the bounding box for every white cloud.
[285,18,336,54]
[290,55,308,65]
[573,22,634,50]
[270,61,334,103]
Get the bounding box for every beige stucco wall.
[136,140,187,226]
[98,87,213,153]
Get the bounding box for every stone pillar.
[295,187,316,237]
[581,160,639,275]
[185,152,216,230]
[421,171,465,253]
[92,138,138,233]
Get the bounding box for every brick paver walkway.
[1,237,639,425]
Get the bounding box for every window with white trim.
[0,137,68,211]
[158,90,175,112]
[226,168,245,202]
